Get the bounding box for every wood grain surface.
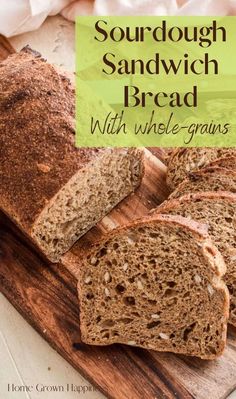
[0,36,236,399]
[0,151,236,399]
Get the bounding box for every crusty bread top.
[0,47,104,230]
[80,213,212,253]
[188,166,236,179]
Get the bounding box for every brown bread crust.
[166,148,236,190]
[154,191,236,326]
[0,48,144,262]
[0,47,104,231]
[207,156,236,169]
[77,214,229,359]
[157,191,236,213]
[169,167,236,199]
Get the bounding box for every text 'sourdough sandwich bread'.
[77,214,229,359]
[0,47,144,262]
[166,148,236,190]
[154,192,236,326]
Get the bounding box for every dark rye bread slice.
[169,167,236,199]
[0,47,144,262]
[77,214,229,359]
[154,192,236,326]
[166,148,236,190]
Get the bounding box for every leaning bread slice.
[78,214,229,359]
[169,167,236,199]
[154,192,236,326]
[166,148,236,190]
[0,48,144,262]
[207,156,236,170]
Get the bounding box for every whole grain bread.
[154,192,236,326]
[166,148,236,190]
[206,156,236,170]
[77,214,229,359]
[0,47,144,262]
[169,167,236,199]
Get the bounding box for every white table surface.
[0,15,235,399]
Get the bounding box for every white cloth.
[0,0,73,37]
[0,0,235,37]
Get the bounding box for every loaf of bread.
[170,167,236,199]
[77,214,229,359]
[154,192,236,326]
[0,47,144,262]
[167,148,236,190]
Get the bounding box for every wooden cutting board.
[0,37,236,399]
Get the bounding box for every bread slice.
[154,192,236,326]
[167,148,236,190]
[170,167,236,199]
[0,47,144,262]
[207,156,236,170]
[77,214,229,359]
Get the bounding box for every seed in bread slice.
[77,214,229,359]
[148,147,173,165]
[154,192,236,326]
[167,148,236,190]
[169,167,236,199]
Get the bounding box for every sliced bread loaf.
[166,148,236,190]
[154,192,236,326]
[77,214,229,359]
[170,167,236,199]
[0,47,144,262]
